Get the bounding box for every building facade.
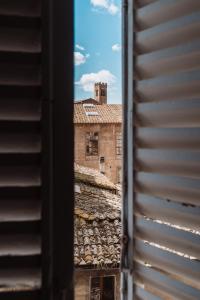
[74,83,122,184]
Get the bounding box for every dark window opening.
[101,89,106,96]
[90,276,115,300]
[96,90,99,96]
[100,156,105,163]
[100,156,105,174]
[86,132,99,156]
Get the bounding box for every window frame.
[90,275,116,300]
[85,132,99,157]
[116,131,122,157]
[42,0,74,299]
[121,0,135,299]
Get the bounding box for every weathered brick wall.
[75,124,122,183]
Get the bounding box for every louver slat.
[137,0,200,30]
[0,0,41,17]
[0,268,40,289]
[0,134,41,153]
[137,128,200,149]
[135,217,200,259]
[124,0,200,299]
[0,198,40,221]
[136,172,200,206]
[136,240,200,290]
[136,194,200,231]
[0,0,42,297]
[137,12,200,53]
[137,101,200,127]
[135,287,162,300]
[135,263,200,300]
[136,0,157,8]
[136,149,200,178]
[0,27,41,53]
[0,255,40,268]
[0,290,40,300]
[137,40,200,79]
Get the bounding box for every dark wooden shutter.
[122,0,200,299]
[0,1,74,299]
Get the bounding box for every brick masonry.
[75,123,122,183]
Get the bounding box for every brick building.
[74,83,122,183]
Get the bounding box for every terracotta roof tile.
[74,167,121,268]
[75,163,116,191]
[74,103,122,124]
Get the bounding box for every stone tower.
[94,82,107,104]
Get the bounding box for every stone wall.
[74,269,120,300]
[75,124,122,183]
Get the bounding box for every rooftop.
[75,98,99,105]
[74,165,121,268]
[74,103,122,124]
[75,163,116,191]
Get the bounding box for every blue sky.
[75,0,122,104]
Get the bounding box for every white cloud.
[112,43,121,52]
[76,69,116,92]
[91,0,119,15]
[76,44,85,51]
[74,52,89,66]
[108,3,118,14]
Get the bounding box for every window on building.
[116,132,122,156]
[86,132,99,156]
[90,276,115,300]
[96,90,99,96]
[99,156,105,174]
[117,167,122,184]
[101,89,105,96]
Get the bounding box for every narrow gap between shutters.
[74,1,122,299]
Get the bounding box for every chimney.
[94,82,107,104]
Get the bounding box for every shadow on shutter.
[0,0,42,299]
[123,0,200,299]
[0,0,74,299]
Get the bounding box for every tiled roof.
[74,167,121,268]
[75,163,116,191]
[74,103,122,124]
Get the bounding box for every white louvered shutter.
[122,1,200,299]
